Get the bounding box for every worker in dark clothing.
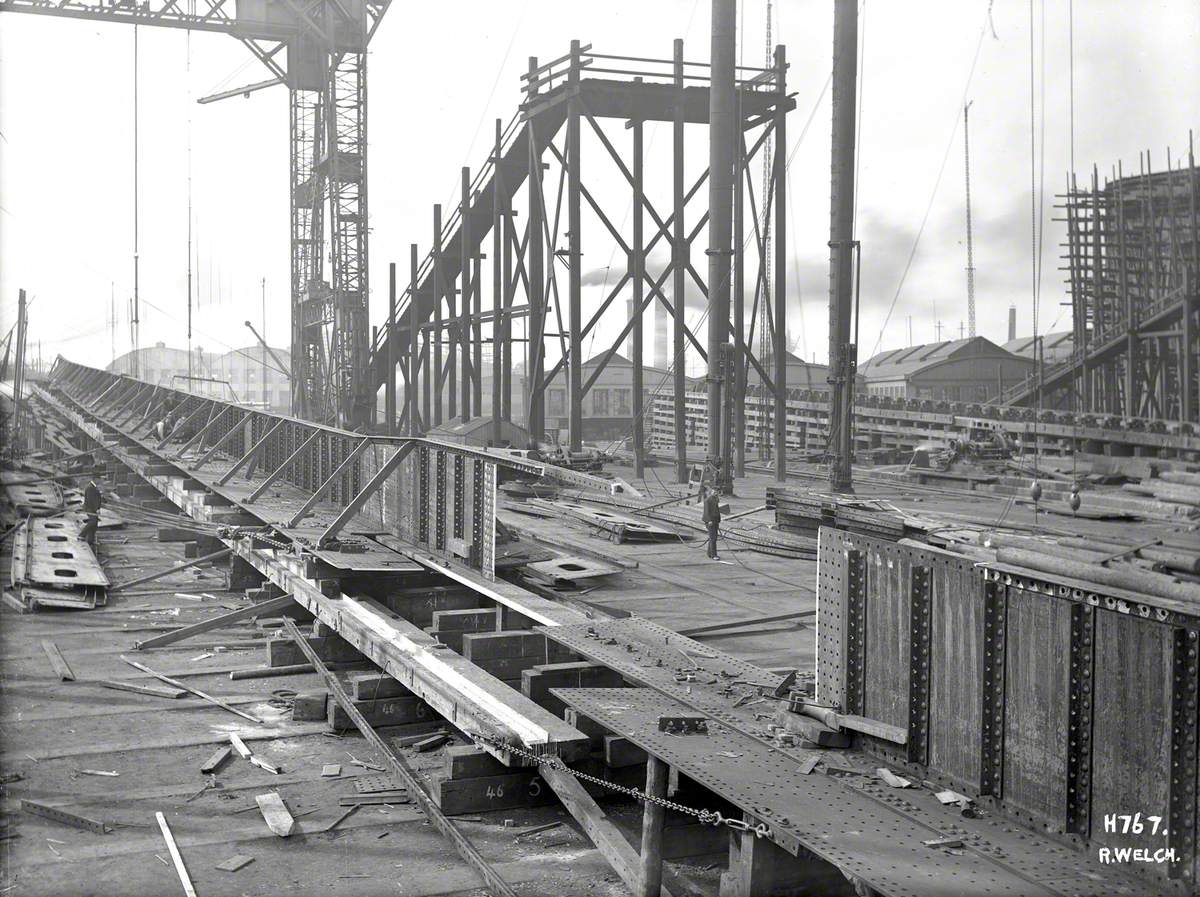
[80,480,102,546]
[701,485,722,561]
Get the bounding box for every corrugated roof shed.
[859,336,1017,381]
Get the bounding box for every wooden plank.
[255,792,296,837]
[40,640,75,681]
[94,679,186,699]
[120,656,263,724]
[155,812,198,897]
[214,854,255,872]
[200,746,232,774]
[135,594,294,649]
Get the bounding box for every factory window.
[592,388,610,416]
[614,389,631,416]
[548,389,565,416]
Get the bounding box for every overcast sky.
[1,0,1197,377]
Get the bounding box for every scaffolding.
[1009,140,1198,424]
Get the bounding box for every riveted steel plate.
[554,687,1109,897]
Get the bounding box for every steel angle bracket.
[21,799,109,834]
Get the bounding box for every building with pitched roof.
[858,336,1034,402]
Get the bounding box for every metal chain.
[221,526,292,551]
[470,734,770,839]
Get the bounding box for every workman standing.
[80,480,102,546]
[701,485,722,561]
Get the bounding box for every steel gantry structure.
[368,38,795,484]
[0,0,389,430]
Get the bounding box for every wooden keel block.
[432,770,556,815]
[327,695,434,731]
[291,692,328,721]
[462,631,548,662]
[444,745,511,779]
[431,608,500,632]
[350,673,414,701]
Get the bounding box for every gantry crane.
[0,0,390,429]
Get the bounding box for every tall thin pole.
[964,102,976,338]
[827,0,858,493]
[526,60,546,444]
[632,110,646,479]
[410,243,420,435]
[493,120,504,442]
[387,263,397,434]
[261,277,268,405]
[706,0,737,493]
[132,25,140,379]
[772,44,787,483]
[12,289,28,450]
[672,39,688,484]
[186,17,193,386]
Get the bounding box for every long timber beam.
[31,359,588,764]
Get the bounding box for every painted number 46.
[1104,813,1166,836]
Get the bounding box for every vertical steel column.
[386,262,397,435]
[409,243,420,435]
[501,209,513,421]
[632,112,646,479]
[1187,136,1198,423]
[460,167,472,422]
[706,0,736,492]
[773,44,788,482]
[433,205,444,426]
[527,59,546,444]
[567,39,584,452]
[474,256,484,419]
[827,0,858,493]
[672,39,688,484]
[492,120,504,444]
[733,135,746,479]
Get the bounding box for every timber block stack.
[266,627,362,667]
[326,673,436,731]
[381,586,483,627]
[430,743,649,816]
[461,631,576,689]
[424,607,500,653]
[521,661,624,719]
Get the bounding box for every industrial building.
[858,336,1035,402]
[3,2,1199,897]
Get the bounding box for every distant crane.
[964,101,977,338]
[0,0,392,428]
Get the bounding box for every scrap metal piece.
[20,799,108,834]
[657,715,708,735]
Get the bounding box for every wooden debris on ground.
[255,792,295,837]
